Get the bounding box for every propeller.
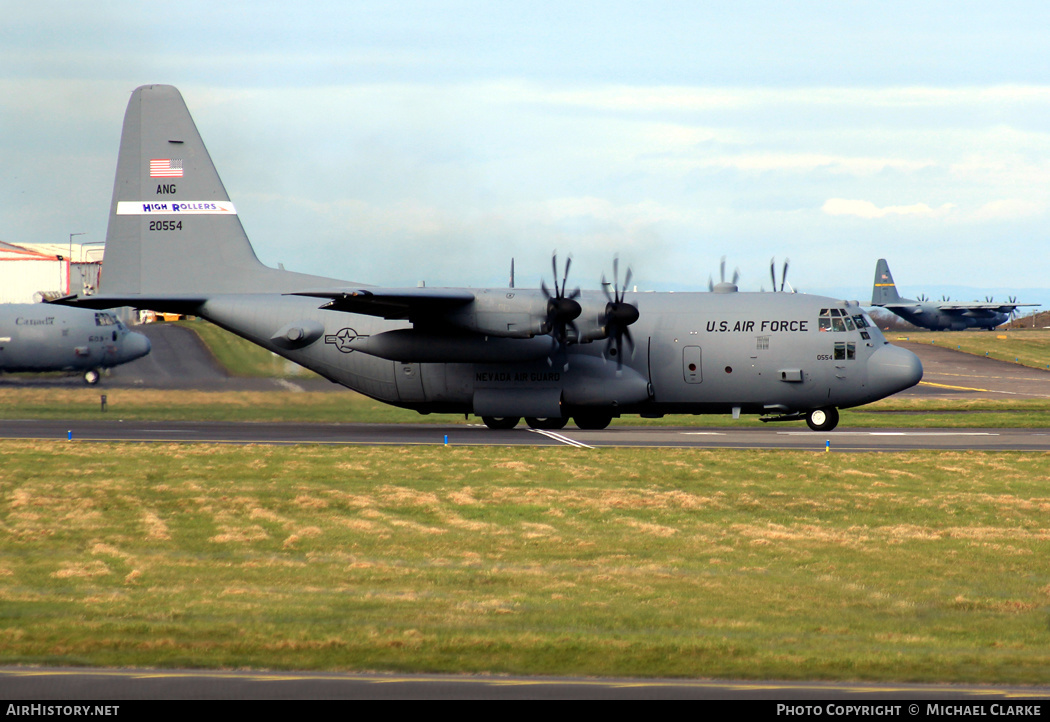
[601,255,640,368]
[769,257,791,292]
[1008,296,1020,323]
[917,293,929,302]
[709,256,740,293]
[540,252,582,344]
[941,295,951,302]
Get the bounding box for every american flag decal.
[150,158,184,178]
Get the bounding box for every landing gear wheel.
[482,416,520,430]
[806,407,839,432]
[84,369,101,385]
[574,412,612,430]
[525,417,568,430]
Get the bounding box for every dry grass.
[2,441,1049,681]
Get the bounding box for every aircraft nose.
[867,343,923,397]
[124,331,152,361]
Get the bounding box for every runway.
[2,666,1047,701]
[895,340,1050,400]
[3,418,1049,451]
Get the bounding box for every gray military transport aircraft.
[871,258,1038,331]
[55,85,923,431]
[0,303,151,384]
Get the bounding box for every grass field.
[2,442,1048,682]
[893,328,1050,371]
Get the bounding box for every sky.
[3,1,1050,308]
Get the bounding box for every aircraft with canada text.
[55,85,923,431]
[870,258,1038,331]
[0,303,151,384]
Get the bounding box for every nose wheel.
[806,407,839,432]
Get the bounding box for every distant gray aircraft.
[0,304,151,384]
[56,85,923,431]
[870,259,1038,331]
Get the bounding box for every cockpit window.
[820,308,864,333]
[94,312,119,327]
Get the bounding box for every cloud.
[821,198,956,219]
[971,199,1046,221]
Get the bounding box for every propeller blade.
[770,258,777,291]
[780,258,790,293]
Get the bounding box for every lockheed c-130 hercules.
[871,258,1038,331]
[0,303,151,384]
[55,85,923,432]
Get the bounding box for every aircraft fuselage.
[199,289,919,419]
[0,304,151,378]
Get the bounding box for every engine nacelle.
[442,289,549,338]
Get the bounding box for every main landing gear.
[481,414,613,431]
[525,417,568,430]
[481,416,520,430]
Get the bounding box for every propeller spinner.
[541,253,582,344]
[710,256,740,293]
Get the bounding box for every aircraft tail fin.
[871,258,902,305]
[101,85,337,297]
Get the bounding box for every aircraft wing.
[292,287,477,320]
[937,302,1040,313]
[875,302,922,310]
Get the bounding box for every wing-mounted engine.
[290,254,641,363]
[293,286,550,339]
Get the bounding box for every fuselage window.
[833,341,857,360]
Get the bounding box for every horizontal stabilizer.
[49,294,207,314]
